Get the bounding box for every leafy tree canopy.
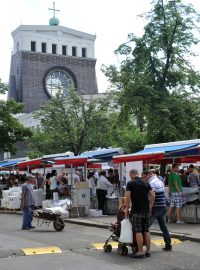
[0,78,7,95]
[102,0,200,143]
[28,89,118,156]
[0,80,32,154]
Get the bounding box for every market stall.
[112,139,200,222]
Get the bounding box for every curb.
[184,235,200,243]
[65,219,109,229]
[0,209,22,215]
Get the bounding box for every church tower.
[8,2,98,113]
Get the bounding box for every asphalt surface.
[0,214,200,270]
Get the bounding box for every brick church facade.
[3,11,99,159]
[8,25,98,113]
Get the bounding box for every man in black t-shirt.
[125,169,155,258]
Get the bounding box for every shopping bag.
[119,218,133,243]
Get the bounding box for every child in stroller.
[103,204,141,255]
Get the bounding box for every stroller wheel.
[117,244,124,255]
[132,246,137,254]
[117,246,123,255]
[123,246,128,256]
[118,244,128,255]
[103,244,112,253]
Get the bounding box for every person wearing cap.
[141,170,149,182]
[20,174,36,230]
[147,169,172,251]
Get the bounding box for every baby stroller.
[103,204,138,255]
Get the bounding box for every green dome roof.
[49,17,60,26]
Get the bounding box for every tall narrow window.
[82,48,87,58]
[52,44,57,54]
[42,43,47,53]
[31,41,36,52]
[16,42,19,52]
[62,45,67,55]
[72,46,77,57]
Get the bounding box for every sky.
[0,0,200,99]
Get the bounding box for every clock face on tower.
[44,68,75,97]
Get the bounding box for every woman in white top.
[49,170,58,199]
[96,171,114,214]
[87,172,96,197]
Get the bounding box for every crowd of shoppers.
[124,163,198,258]
[1,164,199,237]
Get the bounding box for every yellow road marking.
[92,238,182,249]
[21,246,62,256]
[151,238,182,246]
[171,238,183,245]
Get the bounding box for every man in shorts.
[125,169,155,258]
[168,164,184,224]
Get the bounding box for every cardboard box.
[1,198,9,208]
[8,196,21,209]
[42,200,53,209]
[61,210,70,219]
[33,189,46,207]
[73,189,90,206]
[75,182,89,190]
[10,191,22,197]
[2,190,10,199]
[9,187,21,192]
[88,209,103,217]
[119,197,126,208]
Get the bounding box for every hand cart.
[32,209,65,231]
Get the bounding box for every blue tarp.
[0,160,26,167]
[114,140,200,163]
[55,149,123,163]
[136,143,198,156]
[167,147,200,157]
[81,148,123,159]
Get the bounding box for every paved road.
[0,214,199,270]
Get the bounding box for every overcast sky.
[0,0,200,99]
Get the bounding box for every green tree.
[111,119,147,153]
[146,92,200,143]
[0,78,8,94]
[28,89,121,157]
[103,0,200,143]
[0,79,32,154]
